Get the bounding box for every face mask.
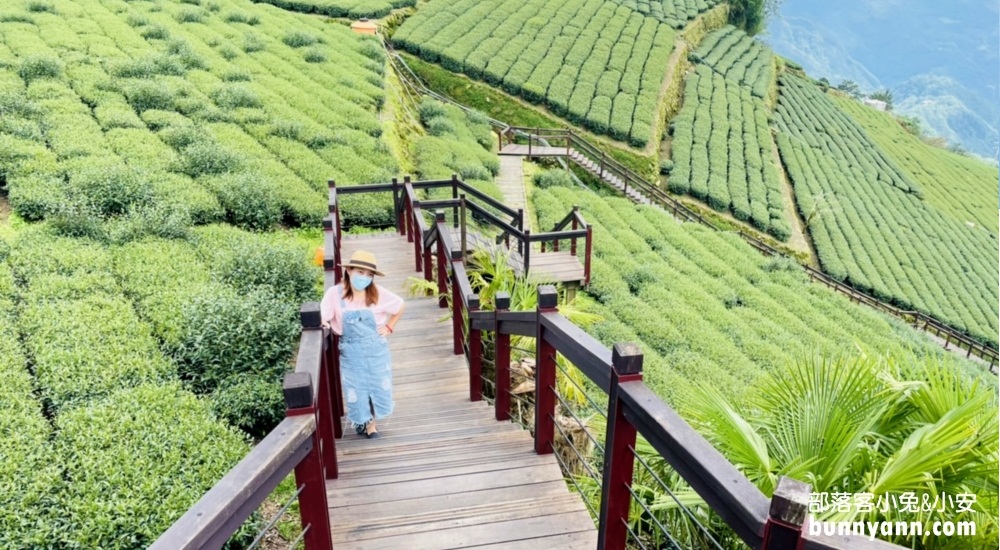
[350,274,373,290]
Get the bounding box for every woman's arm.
[378,302,405,336]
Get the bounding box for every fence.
[150,308,341,550]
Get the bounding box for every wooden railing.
[150,304,340,550]
[499,125,998,368]
[333,175,593,286]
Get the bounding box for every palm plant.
[669,349,998,549]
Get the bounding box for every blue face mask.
[350,274,373,290]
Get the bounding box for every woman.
[320,250,405,439]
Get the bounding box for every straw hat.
[342,250,385,277]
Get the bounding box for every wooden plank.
[336,444,538,477]
[331,453,556,488]
[333,494,588,542]
[336,511,595,550]
[328,481,573,523]
[468,530,598,550]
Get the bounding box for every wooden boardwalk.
[500,144,569,157]
[329,235,597,549]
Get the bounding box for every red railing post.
[301,304,338,479]
[423,235,433,284]
[451,174,459,229]
[325,329,344,439]
[435,211,448,308]
[761,477,810,550]
[597,343,643,550]
[584,225,593,286]
[534,285,558,455]
[494,292,511,421]
[570,206,578,256]
[329,180,341,253]
[468,294,482,401]
[283,373,334,550]
[392,178,404,236]
[451,259,464,356]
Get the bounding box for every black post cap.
[612,343,643,375]
[769,476,810,526]
[300,302,321,329]
[322,217,333,230]
[537,285,558,309]
[327,179,336,188]
[495,291,511,310]
[283,372,313,410]
[435,210,445,221]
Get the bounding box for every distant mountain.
[761,0,999,159]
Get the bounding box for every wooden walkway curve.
[329,234,597,549]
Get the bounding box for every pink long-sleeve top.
[319,283,404,335]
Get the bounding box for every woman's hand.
[377,325,392,337]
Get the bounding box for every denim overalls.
[339,297,394,428]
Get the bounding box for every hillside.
[0,0,996,547]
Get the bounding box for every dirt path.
[770,132,817,264]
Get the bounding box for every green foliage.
[170,287,299,393]
[180,140,243,177]
[414,98,504,201]
[659,159,674,174]
[25,0,55,13]
[677,351,997,548]
[224,10,260,25]
[211,374,285,439]
[17,56,61,84]
[282,30,319,48]
[65,160,152,217]
[533,169,575,189]
[670,30,786,239]
[53,383,253,549]
[531,186,977,405]
[208,172,282,230]
[252,0,415,19]
[194,225,318,302]
[303,48,327,63]
[393,0,678,148]
[211,84,262,110]
[776,74,997,345]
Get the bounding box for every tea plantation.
[774,74,998,346]
[1,0,997,546]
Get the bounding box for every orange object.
[351,19,377,35]
[313,246,325,267]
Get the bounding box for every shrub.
[180,140,242,176]
[457,161,491,182]
[426,116,455,136]
[170,287,299,393]
[659,159,674,175]
[282,30,319,48]
[53,383,254,548]
[533,169,575,189]
[224,10,260,25]
[303,48,326,63]
[66,160,151,217]
[418,99,448,123]
[140,23,170,39]
[25,0,55,13]
[210,172,281,230]
[221,68,251,82]
[211,374,285,439]
[7,175,64,221]
[175,7,205,23]
[243,33,267,53]
[124,80,175,111]
[20,295,175,411]
[106,203,193,244]
[359,39,385,62]
[47,201,106,241]
[211,84,262,109]
[17,56,61,84]
[201,232,317,302]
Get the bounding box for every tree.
[817,77,830,92]
[835,79,862,99]
[729,0,783,36]
[869,88,894,111]
[898,115,923,137]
